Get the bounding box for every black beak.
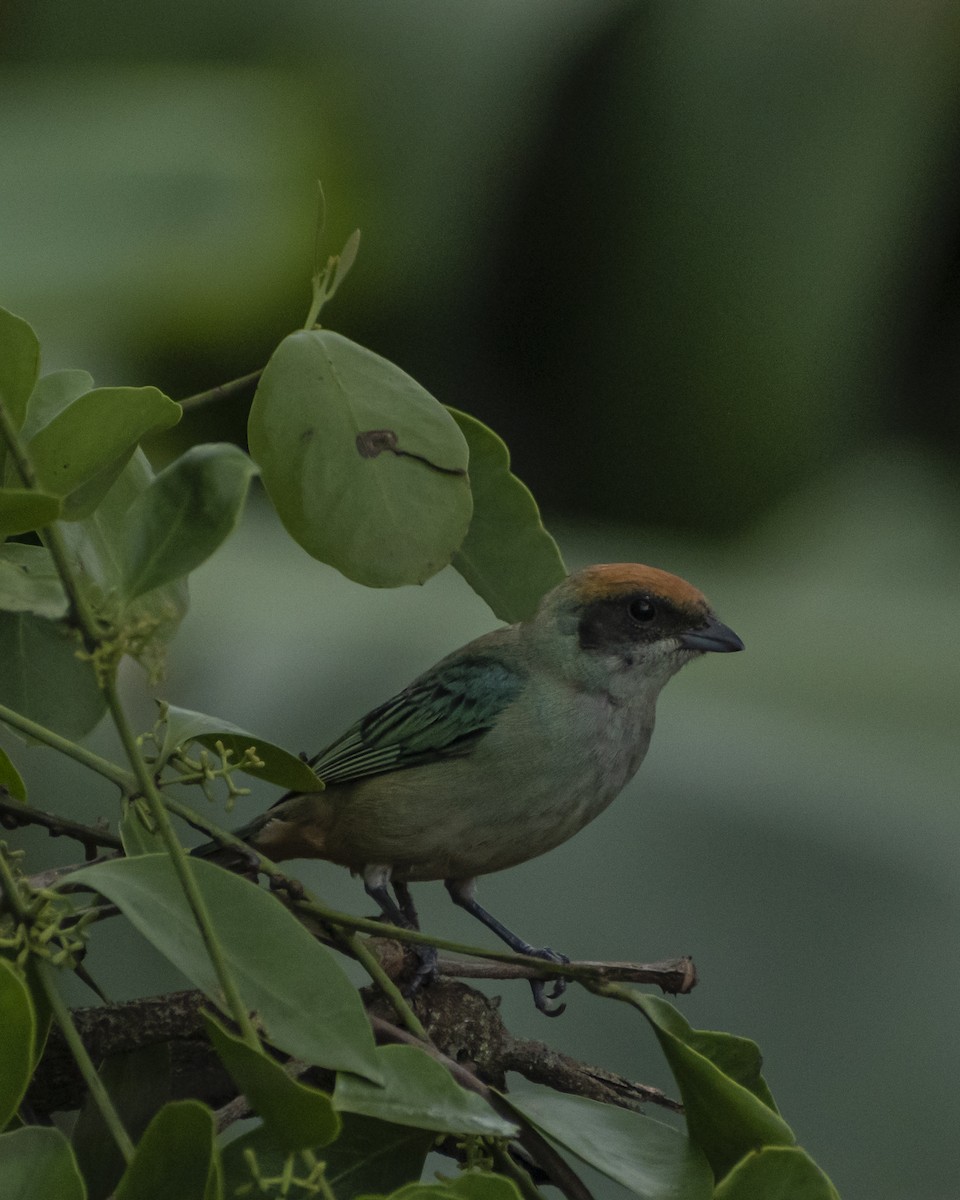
[679,614,744,654]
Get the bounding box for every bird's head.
[523,563,743,700]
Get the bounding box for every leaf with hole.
[249,330,472,587]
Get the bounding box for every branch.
[0,797,122,858]
[28,981,681,1120]
[354,935,695,997]
[179,370,263,413]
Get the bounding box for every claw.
[403,943,438,999]
[527,946,570,1015]
[531,978,567,1016]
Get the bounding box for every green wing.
[308,655,525,785]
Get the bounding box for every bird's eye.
[628,597,656,623]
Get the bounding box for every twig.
[501,1034,682,1115]
[0,797,122,857]
[0,703,134,792]
[179,370,263,413]
[434,954,696,994]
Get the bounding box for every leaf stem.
[0,849,134,1162]
[0,701,134,791]
[489,1142,544,1200]
[0,842,29,920]
[35,959,136,1163]
[102,677,262,1050]
[178,370,263,414]
[0,394,263,1053]
[0,400,101,649]
[160,793,429,1040]
[333,925,429,1041]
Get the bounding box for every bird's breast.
[297,685,657,882]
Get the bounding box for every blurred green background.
[2,2,959,1197]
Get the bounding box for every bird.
[203,563,743,1014]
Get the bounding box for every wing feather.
[307,655,524,786]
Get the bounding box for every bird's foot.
[402,943,439,1000]
[526,946,570,1017]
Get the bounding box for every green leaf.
[631,994,795,1179]
[714,1146,841,1199]
[334,1044,517,1137]
[444,1172,523,1200]
[248,330,472,587]
[57,449,190,670]
[114,1101,220,1200]
[119,800,167,857]
[0,747,27,802]
[639,995,778,1110]
[58,448,157,594]
[221,1114,433,1200]
[118,443,258,601]
[447,409,566,623]
[72,1044,171,1200]
[322,1115,434,1199]
[0,544,68,619]
[382,1188,459,1200]
[0,959,36,1128]
[0,489,62,538]
[22,960,52,1071]
[0,612,106,739]
[0,309,40,485]
[157,704,323,793]
[27,386,181,515]
[0,1126,86,1199]
[204,1012,340,1151]
[20,370,95,443]
[504,1080,712,1200]
[67,854,381,1082]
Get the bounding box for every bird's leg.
[445,878,569,1016]
[392,880,420,929]
[362,866,437,996]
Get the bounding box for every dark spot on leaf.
[356,429,398,458]
[300,428,315,444]
[355,429,467,477]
